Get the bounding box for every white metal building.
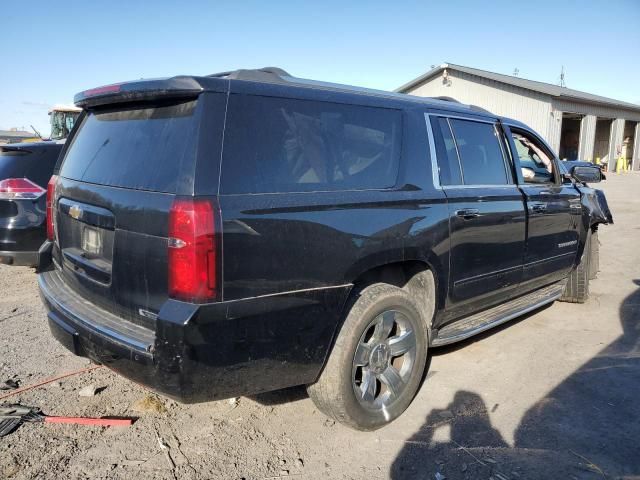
[396,63,640,170]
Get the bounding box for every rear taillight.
[0,178,46,200]
[168,197,220,303]
[46,175,58,241]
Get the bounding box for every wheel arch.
[344,250,446,314]
[315,255,445,384]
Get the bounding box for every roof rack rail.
[433,96,461,103]
[207,67,291,82]
[432,96,492,115]
[202,68,492,115]
[469,104,492,114]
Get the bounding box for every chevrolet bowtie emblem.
[69,205,82,220]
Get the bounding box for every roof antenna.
[513,68,519,77]
[559,65,566,87]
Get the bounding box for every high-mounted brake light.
[168,198,219,303]
[0,178,46,200]
[82,83,122,97]
[46,175,58,241]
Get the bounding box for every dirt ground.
[1,173,638,480]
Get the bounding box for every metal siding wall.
[634,123,640,170]
[578,115,596,161]
[553,99,640,122]
[408,71,553,140]
[547,111,562,153]
[609,119,625,165]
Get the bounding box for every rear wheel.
[560,230,592,303]
[307,282,430,430]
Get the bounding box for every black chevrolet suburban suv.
[38,68,611,430]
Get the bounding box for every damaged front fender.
[573,186,612,263]
[579,186,613,228]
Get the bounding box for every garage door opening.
[559,113,583,160]
[593,118,613,167]
[623,121,637,171]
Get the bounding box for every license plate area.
[57,198,115,285]
[82,226,102,256]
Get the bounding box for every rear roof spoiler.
[74,76,206,108]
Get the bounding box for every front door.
[506,126,581,288]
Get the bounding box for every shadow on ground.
[391,280,640,479]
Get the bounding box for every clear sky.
[2,0,639,136]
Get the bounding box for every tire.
[589,229,599,280]
[307,282,430,431]
[560,230,591,303]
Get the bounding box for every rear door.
[429,114,526,319]
[52,93,224,326]
[505,125,581,287]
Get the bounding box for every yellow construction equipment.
[48,105,82,140]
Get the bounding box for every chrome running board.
[432,282,565,347]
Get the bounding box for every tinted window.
[449,119,508,185]
[430,116,462,185]
[511,130,555,184]
[221,95,402,194]
[59,100,198,193]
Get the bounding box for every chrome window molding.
[430,113,496,124]
[441,184,520,190]
[424,112,441,190]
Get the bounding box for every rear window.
[448,119,509,186]
[59,100,198,193]
[220,94,402,194]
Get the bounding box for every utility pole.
[559,66,566,87]
[513,68,519,77]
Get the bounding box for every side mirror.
[571,165,602,184]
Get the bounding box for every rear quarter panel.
[217,101,450,307]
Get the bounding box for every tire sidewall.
[335,286,428,430]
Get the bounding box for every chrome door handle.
[569,203,582,214]
[531,203,547,213]
[455,208,481,220]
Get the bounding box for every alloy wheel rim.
[352,310,417,410]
